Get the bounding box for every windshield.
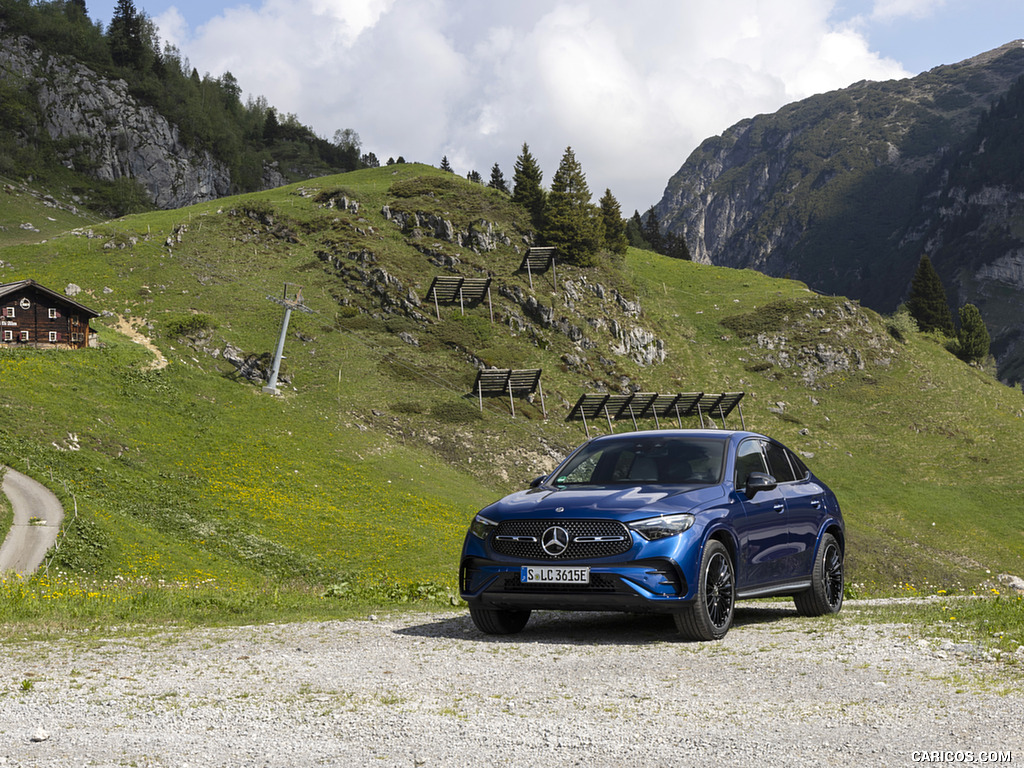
[552,435,726,486]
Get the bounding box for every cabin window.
[48,331,58,342]
[3,330,11,341]
[20,331,29,341]
[3,307,13,318]
[49,308,58,319]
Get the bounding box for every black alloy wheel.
[675,539,735,641]
[794,532,844,616]
[822,538,844,610]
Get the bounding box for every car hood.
[482,484,727,520]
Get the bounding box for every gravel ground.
[0,604,1021,768]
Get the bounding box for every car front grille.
[491,519,632,560]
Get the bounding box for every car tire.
[794,533,844,616]
[468,606,531,634]
[674,539,735,641]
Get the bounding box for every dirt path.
[0,467,64,576]
[110,315,167,370]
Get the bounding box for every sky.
[84,0,1024,214]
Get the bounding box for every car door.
[732,438,791,589]
[770,445,827,578]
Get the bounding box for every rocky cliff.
[0,34,282,209]
[657,41,1024,383]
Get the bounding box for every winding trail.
[0,466,64,576]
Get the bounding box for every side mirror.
[529,475,546,488]
[744,471,778,498]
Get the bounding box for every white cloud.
[870,0,946,22]
[152,7,189,51]
[159,0,913,213]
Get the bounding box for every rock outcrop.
[0,34,285,209]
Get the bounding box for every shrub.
[957,303,990,362]
[886,306,918,343]
[164,313,216,338]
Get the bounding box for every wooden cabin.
[0,279,99,350]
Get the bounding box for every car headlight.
[628,513,695,541]
[468,514,498,539]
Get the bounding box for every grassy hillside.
[1,164,1022,624]
[0,175,103,247]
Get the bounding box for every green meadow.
[1,165,1021,643]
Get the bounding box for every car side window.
[734,439,768,487]
[764,441,797,483]
[786,448,809,480]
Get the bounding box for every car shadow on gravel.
[397,603,799,645]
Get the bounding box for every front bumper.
[460,557,691,614]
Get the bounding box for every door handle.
[811,499,822,509]
[773,503,785,512]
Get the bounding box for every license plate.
[520,566,590,584]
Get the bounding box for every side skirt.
[736,580,811,600]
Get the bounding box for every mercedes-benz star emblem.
[541,526,570,556]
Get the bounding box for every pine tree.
[107,0,144,69]
[467,169,482,184]
[906,255,955,335]
[599,189,628,254]
[262,108,280,143]
[664,230,692,260]
[440,155,453,173]
[957,303,990,362]
[488,163,509,193]
[643,206,664,254]
[625,210,650,249]
[512,142,546,229]
[541,146,602,267]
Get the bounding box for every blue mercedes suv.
[459,429,844,640]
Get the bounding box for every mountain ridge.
[657,40,1024,383]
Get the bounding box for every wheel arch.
[705,526,739,569]
[822,521,845,553]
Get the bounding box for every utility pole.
[263,283,314,395]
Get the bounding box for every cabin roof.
[0,279,100,318]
